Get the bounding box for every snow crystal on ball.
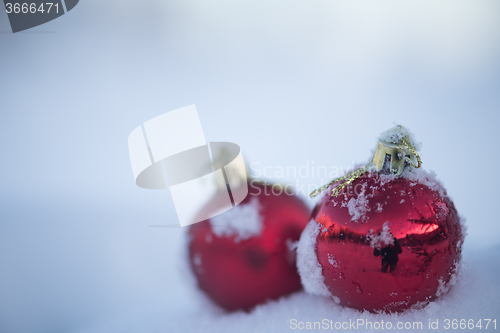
[366,222,394,249]
[347,187,370,223]
[379,173,396,186]
[401,167,446,198]
[210,197,263,242]
[327,254,339,268]
[297,220,330,297]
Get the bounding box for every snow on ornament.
[297,125,465,313]
[188,168,310,311]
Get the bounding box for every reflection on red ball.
[309,169,464,313]
[188,182,310,311]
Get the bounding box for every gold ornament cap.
[372,125,421,176]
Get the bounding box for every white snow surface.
[210,197,263,241]
[76,246,500,333]
[296,220,331,297]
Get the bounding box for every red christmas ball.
[298,168,464,313]
[188,182,310,311]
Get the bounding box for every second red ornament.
[189,174,310,311]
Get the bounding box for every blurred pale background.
[1,1,499,332]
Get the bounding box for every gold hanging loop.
[309,165,369,198]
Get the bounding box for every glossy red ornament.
[307,169,464,313]
[188,182,310,311]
